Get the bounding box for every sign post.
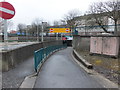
[3,19,7,42]
[0,1,15,42]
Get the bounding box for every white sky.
[0,0,108,30]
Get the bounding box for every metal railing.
[34,44,67,72]
[76,24,120,32]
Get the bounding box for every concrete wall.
[73,35,90,52]
[90,36,120,57]
[0,36,61,42]
[73,35,120,58]
[90,37,102,54]
[1,40,63,71]
[18,36,61,42]
[43,40,63,48]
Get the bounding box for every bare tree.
[53,20,60,27]
[27,18,49,36]
[17,23,26,34]
[103,0,120,34]
[27,24,36,36]
[63,9,81,28]
[88,0,120,34]
[31,18,43,40]
[88,2,110,33]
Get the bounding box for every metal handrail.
[34,44,67,72]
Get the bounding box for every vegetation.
[88,0,120,34]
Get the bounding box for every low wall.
[0,36,61,42]
[18,36,61,42]
[1,40,63,71]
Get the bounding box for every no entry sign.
[0,2,15,19]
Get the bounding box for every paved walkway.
[34,47,104,88]
[2,56,35,88]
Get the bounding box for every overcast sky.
[0,0,108,30]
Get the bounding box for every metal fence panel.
[34,44,67,72]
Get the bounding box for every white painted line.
[0,7,14,15]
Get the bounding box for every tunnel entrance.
[66,40,72,46]
[63,40,72,47]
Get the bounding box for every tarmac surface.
[1,42,37,88]
[2,56,35,88]
[2,46,118,89]
[34,47,104,88]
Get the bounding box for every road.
[34,47,104,88]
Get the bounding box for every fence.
[76,24,120,35]
[34,44,67,72]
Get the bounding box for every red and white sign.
[66,29,69,32]
[50,29,54,32]
[0,2,15,19]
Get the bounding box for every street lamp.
[37,25,39,42]
[41,22,47,42]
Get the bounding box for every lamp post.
[56,33,58,40]
[37,25,39,42]
[41,22,47,42]
[41,23,43,42]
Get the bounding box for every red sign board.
[0,2,15,19]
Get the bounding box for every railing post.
[34,52,37,72]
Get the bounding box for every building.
[9,30,17,34]
[74,13,120,35]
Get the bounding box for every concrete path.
[2,56,35,88]
[34,47,104,88]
